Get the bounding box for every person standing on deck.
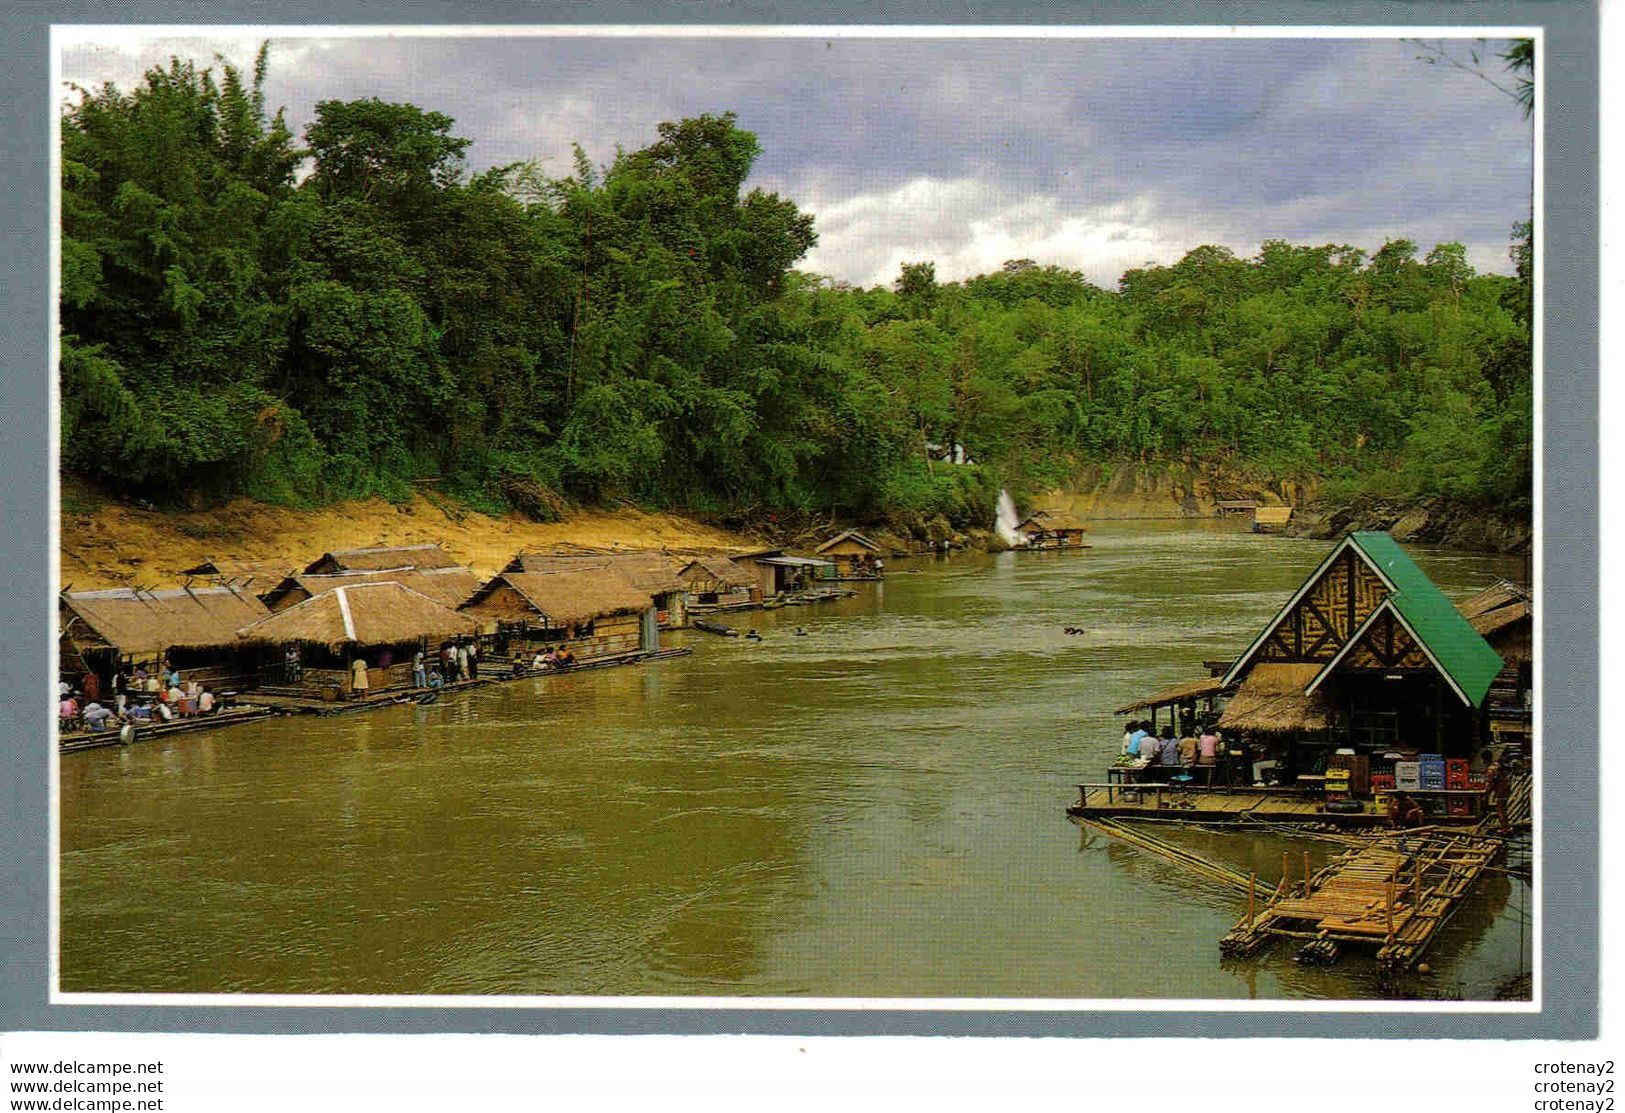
[1122,721,1138,756]
[467,640,478,680]
[413,650,427,689]
[456,642,470,682]
[81,669,100,704]
[1198,727,1220,766]
[351,655,370,699]
[1483,749,1511,832]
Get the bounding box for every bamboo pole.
[1386,877,1395,945]
[1303,851,1312,897]
[1248,873,1257,928]
[1283,851,1290,897]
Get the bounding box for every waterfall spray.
[994,490,1024,547]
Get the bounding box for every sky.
[57,30,1534,290]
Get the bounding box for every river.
[58,522,1530,999]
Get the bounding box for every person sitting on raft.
[83,701,115,730]
[555,647,577,668]
[1136,727,1162,768]
[1157,725,1182,778]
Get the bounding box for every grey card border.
[0,0,1596,1039]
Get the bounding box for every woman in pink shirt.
[1198,728,1220,765]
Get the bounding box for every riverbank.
[1031,462,1531,553]
[58,484,758,589]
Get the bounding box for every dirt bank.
[58,490,756,590]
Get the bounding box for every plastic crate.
[1395,762,1421,790]
[1370,773,1396,791]
[1447,798,1473,817]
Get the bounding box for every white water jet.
[994,489,1025,547]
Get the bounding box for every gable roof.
[62,585,271,656]
[238,582,477,650]
[1017,510,1087,533]
[1222,532,1401,687]
[304,543,461,573]
[814,529,882,554]
[461,570,653,627]
[181,557,301,589]
[264,566,484,612]
[1305,592,1505,708]
[503,551,683,595]
[677,556,757,588]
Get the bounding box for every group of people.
[1120,719,1223,779]
[521,645,577,674]
[57,663,219,733]
[403,640,485,690]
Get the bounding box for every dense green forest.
[60,48,1533,533]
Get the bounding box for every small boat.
[692,619,739,637]
[415,691,440,705]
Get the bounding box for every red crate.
[1370,773,1396,791]
[1447,798,1473,817]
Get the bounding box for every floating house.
[813,530,885,579]
[1215,532,1504,765]
[737,549,838,598]
[677,557,760,612]
[261,566,483,615]
[1215,500,1259,518]
[1111,532,1509,794]
[60,584,271,690]
[303,543,462,575]
[238,582,479,696]
[1014,510,1088,549]
[503,551,687,629]
[458,570,658,661]
[180,557,300,595]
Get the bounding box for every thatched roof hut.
[1217,664,1334,734]
[237,582,477,651]
[180,557,300,592]
[502,551,684,596]
[263,566,483,613]
[303,543,461,575]
[460,570,653,629]
[1114,675,1230,715]
[61,585,271,658]
[678,556,757,590]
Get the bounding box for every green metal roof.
[1348,532,1505,707]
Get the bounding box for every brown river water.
[59,522,1530,999]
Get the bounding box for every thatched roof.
[461,570,653,627]
[1114,676,1231,715]
[304,543,461,573]
[678,556,757,589]
[814,529,881,554]
[1253,506,1293,525]
[1468,599,1531,639]
[1217,663,1334,735]
[62,585,271,656]
[181,557,301,589]
[1018,510,1088,533]
[264,566,483,612]
[237,582,477,650]
[1458,580,1530,621]
[503,551,683,595]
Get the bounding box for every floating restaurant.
[1075,531,1519,826]
[261,565,483,614]
[677,556,761,612]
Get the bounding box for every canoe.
[692,619,739,637]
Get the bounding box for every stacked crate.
[1395,761,1421,791]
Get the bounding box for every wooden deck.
[58,704,274,753]
[1067,782,1484,828]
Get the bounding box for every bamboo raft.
[1217,831,1503,973]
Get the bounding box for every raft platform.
[1068,782,1485,828]
[58,704,275,753]
[1218,829,1504,974]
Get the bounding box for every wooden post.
[1282,852,1290,897]
[1303,851,1312,897]
[1248,872,1257,928]
[1412,865,1421,910]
